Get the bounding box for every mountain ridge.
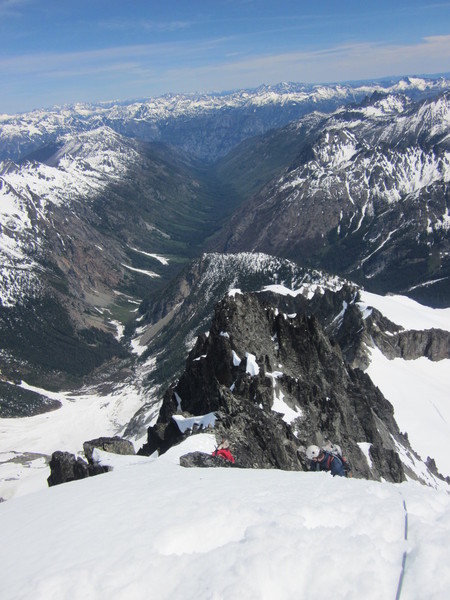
[2,76,449,163]
[210,90,450,306]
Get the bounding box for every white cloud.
[177,35,450,85]
[0,0,31,16]
[99,18,195,33]
[0,34,449,111]
[140,35,450,94]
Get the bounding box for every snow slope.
[0,361,158,501]
[359,291,450,331]
[367,348,450,475]
[0,435,449,600]
[359,292,450,477]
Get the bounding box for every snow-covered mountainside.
[0,128,138,306]
[1,77,449,163]
[0,126,227,390]
[213,91,450,306]
[1,442,449,600]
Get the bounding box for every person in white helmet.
[306,444,347,477]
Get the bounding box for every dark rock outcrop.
[141,291,434,484]
[48,436,134,487]
[83,436,135,463]
[180,451,237,468]
[426,457,450,484]
[379,327,450,361]
[47,451,108,487]
[47,451,89,486]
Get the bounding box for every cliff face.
[140,291,440,484]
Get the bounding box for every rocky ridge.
[125,252,450,442]
[212,91,450,306]
[139,289,449,486]
[123,253,348,438]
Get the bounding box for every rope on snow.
[395,499,409,600]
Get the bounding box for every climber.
[322,440,352,476]
[212,439,235,463]
[306,444,347,477]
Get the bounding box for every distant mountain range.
[1,76,449,162]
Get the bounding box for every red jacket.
[212,448,235,463]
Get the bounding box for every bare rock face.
[47,451,88,486]
[179,452,237,468]
[140,292,433,483]
[47,436,134,487]
[83,437,135,463]
[388,328,450,361]
[47,451,107,487]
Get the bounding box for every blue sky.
[1,0,449,114]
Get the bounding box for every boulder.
[47,451,90,487]
[83,436,135,463]
[47,436,133,487]
[180,451,237,468]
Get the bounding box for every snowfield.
[0,435,449,600]
[367,348,450,475]
[359,291,450,477]
[358,291,450,331]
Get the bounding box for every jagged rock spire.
[140,291,429,483]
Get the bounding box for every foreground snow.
[0,435,449,600]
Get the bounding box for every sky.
[0,0,449,114]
